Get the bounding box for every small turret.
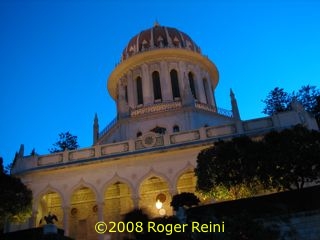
[230,89,244,133]
[230,89,241,120]
[93,113,99,145]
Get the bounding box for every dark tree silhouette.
[49,131,79,153]
[170,192,200,211]
[0,157,32,231]
[195,137,263,199]
[260,125,320,190]
[195,125,320,198]
[262,87,291,115]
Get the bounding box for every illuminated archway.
[176,170,197,193]
[69,186,97,240]
[104,181,134,221]
[176,170,209,204]
[139,176,172,217]
[37,191,63,229]
[103,181,133,240]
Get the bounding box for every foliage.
[219,212,280,240]
[195,137,264,199]
[260,125,320,190]
[262,85,320,119]
[49,131,79,153]
[202,184,260,201]
[262,87,291,115]
[195,125,320,198]
[295,85,320,114]
[0,158,32,231]
[170,192,200,210]
[123,208,149,240]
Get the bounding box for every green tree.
[260,125,320,190]
[195,125,320,198]
[195,137,263,199]
[262,87,292,115]
[49,131,79,153]
[295,85,320,113]
[295,85,320,127]
[170,192,200,211]
[0,157,32,231]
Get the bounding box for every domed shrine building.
[11,24,318,240]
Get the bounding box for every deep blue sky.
[1,0,320,166]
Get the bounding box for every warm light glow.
[159,208,166,216]
[155,199,163,209]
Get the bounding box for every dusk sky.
[1,0,320,166]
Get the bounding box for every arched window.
[125,85,128,103]
[173,125,180,133]
[152,71,162,101]
[188,72,197,99]
[151,126,166,135]
[137,131,142,138]
[170,70,180,99]
[203,78,209,104]
[136,77,143,105]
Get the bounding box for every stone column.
[179,61,193,106]
[97,202,105,222]
[195,66,206,103]
[141,64,153,105]
[178,61,187,90]
[118,78,129,118]
[160,61,172,101]
[29,210,38,228]
[205,73,216,108]
[62,206,70,236]
[132,193,140,209]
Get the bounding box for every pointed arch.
[138,170,173,217]
[152,71,162,101]
[69,181,98,240]
[35,186,64,228]
[136,76,143,105]
[170,69,180,99]
[188,72,197,99]
[103,180,134,226]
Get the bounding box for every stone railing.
[12,106,317,174]
[130,101,182,117]
[99,117,118,138]
[12,122,267,173]
[217,107,233,118]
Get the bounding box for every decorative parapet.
[38,153,63,166]
[131,101,182,117]
[14,109,315,173]
[135,134,164,150]
[69,148,95,161]
[101,142,129,155]
[243,117,273,131]
[170,130,200,144]
[206,124,236,138]
[195,102,216,113]
[99,117,118,138]
[217,107,233,118]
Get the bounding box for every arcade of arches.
[35,171,202,240]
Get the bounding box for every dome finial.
[154,19,160,27]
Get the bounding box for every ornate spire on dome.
[154,20,160,27]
